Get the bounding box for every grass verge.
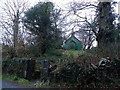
[2,74,34,87]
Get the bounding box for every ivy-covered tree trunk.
[13,10,19,56]
[97,2,115,47]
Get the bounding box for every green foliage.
[50,57,120,88]
[2,58,35,80]
[46,49,63,57]
[35,50,85,67]
[27,45,40,57]
[88,43,120,59]
[2,44,30,58]
[23,2,62,55]
[2,75,30,85]
[2,45,15,58]
[0,75,2,79]
[97,2,118,46]
[63,50,85,58]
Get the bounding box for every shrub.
[2,58,35,80]
[87,43,120,59]
[46,49,63,57]
[2,45,15,59]
[50,57,120,88]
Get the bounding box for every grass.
[63,50,85,57]
[57,50,86,65]
[35,50,86,71]
[0,74,2,79]
[2,74,34,87]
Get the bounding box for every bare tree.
[60,1,98,49]
[0,0,29,56]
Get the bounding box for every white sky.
[29,0,98,8]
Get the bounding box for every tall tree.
[61,1,98,49]
[23,2,62,55]
[66,1,117,47]
[0,0,29,56]
[97,1,115,46]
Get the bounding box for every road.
[1,79,33,88]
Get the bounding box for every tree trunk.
[13,10,19,56]
[97,2,114,47]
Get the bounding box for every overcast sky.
[0,0,98,40]
[0,0,120,43]
[29,0,98,8]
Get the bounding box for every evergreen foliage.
[23,2,62,55]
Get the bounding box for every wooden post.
[40,60,50,82]
[25,58,35,80]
